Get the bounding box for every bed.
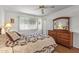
[0,31,57,53]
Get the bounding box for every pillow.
[6,31,20,42]
[29,37,37,42]
[15,32,21,36]
[5,40,14,47]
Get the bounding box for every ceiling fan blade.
[48,6,55,8]
[39,5,55,8]
[34,5,55,10]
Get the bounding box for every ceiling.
[0,5,72,16]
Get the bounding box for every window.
[19,16,38,30]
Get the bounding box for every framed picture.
[10,18,14,23]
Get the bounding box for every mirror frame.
[53,17,70,31]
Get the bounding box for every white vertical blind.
[19,16,38,30]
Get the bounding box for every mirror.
[53,17,70,31]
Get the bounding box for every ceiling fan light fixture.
[41,9,44,14]
[39,5,45,9]
[39,5,55,15]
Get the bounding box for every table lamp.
[5,22,12,32]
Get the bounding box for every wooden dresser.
[48,30,73,48]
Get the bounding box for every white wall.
[70,16,79,48]
[5,11,19,31]
[4,10,47,36]
[45,6,79,48]
[70,16,79,33]
[45,6,79,30]
[42,17,48,35]
[5,11,37,35]
[0,8,5,27]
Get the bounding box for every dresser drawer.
[48,30,73,48]
[61,40,71,47]
[57,39,70,47]
[57,33,70,37]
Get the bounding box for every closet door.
[42,18,47,35]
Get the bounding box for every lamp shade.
[5,23,12,28]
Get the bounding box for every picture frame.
[10,18,14,23]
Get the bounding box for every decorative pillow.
[6,31,29,46]
[5,40,18,47]
[16,39,27,46]
[5,40,14,47]
[16,35,27,46]
[15,32,21,36]
[6,31,20,42]
[29,37,37,42]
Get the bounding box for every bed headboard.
[0,28,1,34]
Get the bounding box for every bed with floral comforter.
[0,31,57,53]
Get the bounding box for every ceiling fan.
[38,5,55,14]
